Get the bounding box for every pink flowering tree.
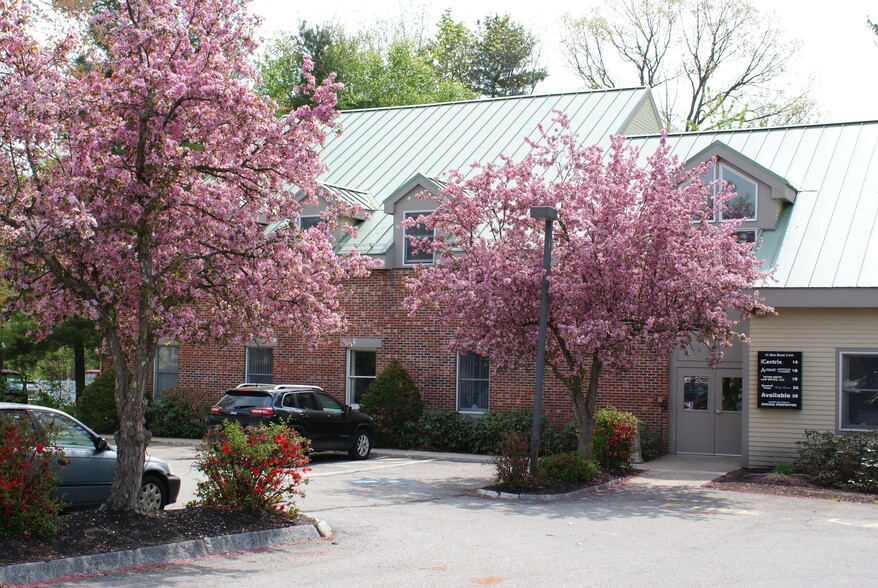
[0,0,378,512]
[404,115,772,460]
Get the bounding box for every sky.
[249,0,878,124]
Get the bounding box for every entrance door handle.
[715,409,723,414]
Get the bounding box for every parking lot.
[51,441,878,587]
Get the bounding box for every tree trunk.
[101,330,152,512]
[571,353,602,461]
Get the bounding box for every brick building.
[158,89,878,467]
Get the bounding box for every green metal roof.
[320,88,660,257]
[629,121,878,289]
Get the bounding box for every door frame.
[668,326,750,459]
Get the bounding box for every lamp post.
[528,205,557,476]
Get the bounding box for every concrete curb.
[1,520,331,585]
[475,478,628,502]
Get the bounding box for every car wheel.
[349,430,372,460]
[140,474,168,512]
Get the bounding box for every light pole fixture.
[528,205,557,476]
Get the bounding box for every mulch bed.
[704,469,878,504]
[0,507,312,567]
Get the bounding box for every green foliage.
[592,407,640,472]
[0,416,64,538]
[470,409,559,455]
[795,429,878,492]
[772,461,794,475]
[639,424,664,460]
[468,14,547,97]
[559,420,580,453]
[74,367,118,434]
[397,409,476,453]
[539,452,598,483]
[190,421,310,516]
[257,22,475,112]
[492,431,537,491]
[395,408,560,455]
[359,359,424,448]
[146,388,211,439]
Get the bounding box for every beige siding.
[747,307,878,468]
[623,101,662,136]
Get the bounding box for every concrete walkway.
[633,453,741,487]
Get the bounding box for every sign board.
[757,351,802,409]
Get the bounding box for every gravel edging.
[476,478,627,501]
[0,520,332,585]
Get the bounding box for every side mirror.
[95,437,111,451]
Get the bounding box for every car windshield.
[216,392,273,409]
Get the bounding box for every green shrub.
[0,416,65,538]
[593,407,640,472]
[146,387,211,439]
[795,429,878,491]
[75,368,119,434]
[559,420,579,453]
[397,410,476,452]
[359,360,424,448]
[539,451,598,483]
[190,421,310,517]
[492,431,537,492]
[470,409,560,455]
[639,425,664,461]
[772,461,794,475]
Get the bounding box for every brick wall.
[166,268,670,447]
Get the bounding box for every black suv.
[210,384,374,459]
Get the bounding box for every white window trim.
[153,344,180,397]
[456,352,490,414]
[346,348,377,406]
[838,350,878,431]
[403,210,435,266]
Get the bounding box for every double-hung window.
[154,345,179,396]
[347,349,377,405]
[457,352,489,413]
[404,211,434,265]
[839,352,878,430]
[246,346,274,384]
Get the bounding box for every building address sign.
[757,351,802,409]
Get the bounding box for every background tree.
[562,0,815,130]
[0,315,101,399]
[467,14,548,97]
[428,9,473,87]
[257,21,475,111]
[0,0,378,512]
[403,115,771,458]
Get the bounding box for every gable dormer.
[685,141,798,241]
[382,174,443,268]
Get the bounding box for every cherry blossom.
[404,114,772,458]
[0,0,378,511]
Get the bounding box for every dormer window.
[299,215,321,230]
[404,211,434,264]
[719,165,757,221]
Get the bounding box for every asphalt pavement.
[5,443,877,587]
